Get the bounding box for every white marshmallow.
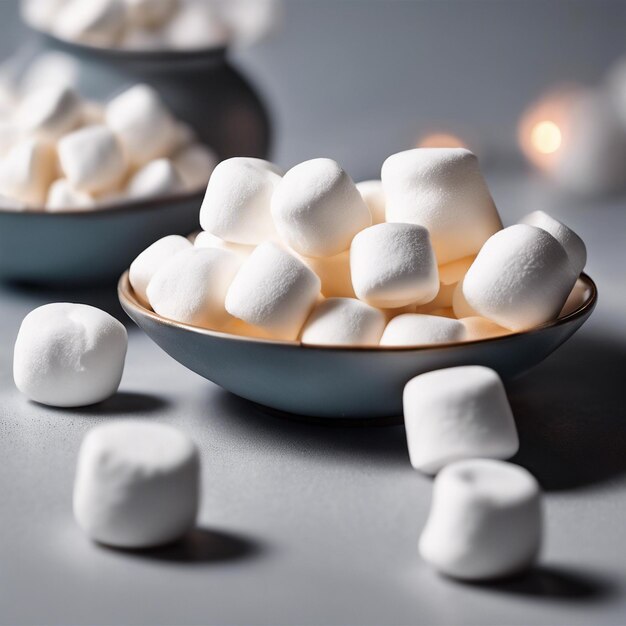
[73,420,199,548]
[129,234,192,306]
[438,255,474,286]
[13,303,127,407]
[0,138,56,206]
[17,85,82,141]
[123,0,178,28]
[460,316,510,341]
[194,230,253,261]
[220,0,282,44]
[165,1,231,50]
[172,143,218,191]
[105,84,178,167]
[350,222,439,309]
[404,366,518,475]
[53,0,125,47]
[126,158,184,199]
[20,52,80,95]
[356,179,386,224]
[452,281,478,319]
[147,247,240,328]
[58,125,126,194]
[0,122,20,158]
[46,178,95,210]
[380,313,465,346]
[22,0,69,30]
[462,224,576,331]
[560,278,590,317]
[381,148,502,264]
[200,157,281,245]
[419,459,542,580]
[272,158,372,257]
[301,297,386,346]
[225,242,321,340]
[299,250,355,298]
[519,210,586,277]
[121,26,167,51]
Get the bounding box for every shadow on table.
[41,391,170,416]
[507,331,626,491]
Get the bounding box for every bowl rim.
[117,270,598,352]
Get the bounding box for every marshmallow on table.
[123,0,178,28]
[46,178,95,210]
[73,420,199,548]
[462,224,577,331]
[165,1,231,50]
[419,459,542,580]
[105,84,178,167]
[380,313,465,346]
[172,143,218,191]
[129,234,192,306]
[17,85,82,141]
[147,247,240,328]
[350,222,439,308]
[53,0,125,47]
[272,158,372,257]
[58,125,126,194]
[126,158,183,199]
[519,210,586,277]
[225,242,321,340]
[404,366,518,475]
[299,250,355,298]
[13,303,127,407]
[381,148,502,264]
[0,138,56,206]
[356,179,386,224]
[301,297,386,346]
[460,316,510,341]
[194,230,254,261]
[200,157,281,245]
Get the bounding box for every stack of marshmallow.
[0,80,216,211]
[22,0,281,51]
[130,148,587,346]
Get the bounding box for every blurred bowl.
[0,192,202,286]
[118,271,597,419]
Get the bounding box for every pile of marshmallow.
[0,81,216,210]
[129,148,587,346]
[22,0,280,51]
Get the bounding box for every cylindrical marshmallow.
[460,316,510,341]
[381,148,502,264]
[73,420,199,548]
[438,255,475,286]
[172,143,218,191]
[164,1,231,50]
[462,224,577,331]
[419,459,542,580]
[53,0,126,47]
[13,303,127,407]
[126,158,184,199]
[271,158,372,257]
[123,0,178,28]
[356,179,386,224]
[301,297,386,346]
[298,249,355,298]
[46,178,95,211]
[350,222,439,308]
[225,242,321,340]
[403,366,519,474]
[380,313,465,346]
[194,230,254,261]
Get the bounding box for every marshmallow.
[20,52,80,95]
[13,303,127,407]
[0,138,56,206]
[415,283,456,312]
[53,0,125,47]
[126,158,184,199]
[172,143,218,191]
[381,148,502,264]
[147,247,240,328]
[404,366,518,474]
[81,100,105,126]
[220,0,282,44]
[462,224,576,331]
[22,0,69,30]
[519,210,586,277]
[17,85,82,141]
[105,84,178,167]
[271,158,372,257]
[350,223,439,308]
[419,459,542,580]
[121,26,167,51]
[356,179,386,224]
[58,125,126,194]
[299,250,355,298]
[460,316,510,341]
[129,234,192,306]
[123,0,178,28]
[427,307,456,319]
[165,1,231,50]
[452,281,478,319]
[200,157,281,245]
[194,230,254,261]
[0,122,20,158]
[225,242,321,340]
[46,178,95,211]
[438,256,475,286]
[380,313,465,346]
[560,278,590,317]
[73,420,199,548]
[301,298,386,346]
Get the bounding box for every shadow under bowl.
[118,272,597,419]
[0,192,202,287]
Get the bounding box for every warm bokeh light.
[417,132,468,150]
[530,120,562,154]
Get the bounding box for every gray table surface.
[1,168,625,626]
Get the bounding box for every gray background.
[1,2,626,625]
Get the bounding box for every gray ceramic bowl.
[0,192,202,286]
[118,272,597,419]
